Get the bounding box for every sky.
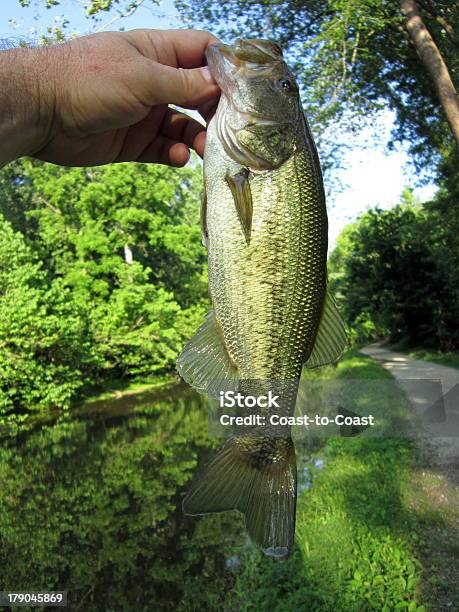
[2,0,438,248]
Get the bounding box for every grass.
[224,350,457,611]
[405,467,459,610]
[405,349,459,370]
[389,345,459,370]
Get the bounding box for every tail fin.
[183,436,297,558]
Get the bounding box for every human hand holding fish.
[0,29,220,168]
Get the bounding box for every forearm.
[0,47,55,167]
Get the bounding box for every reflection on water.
[0,383,247,611]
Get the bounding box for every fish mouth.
[219,39,283,65]
[206,38,283,92]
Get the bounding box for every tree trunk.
[399,0,459,150]
[124,244,133,264]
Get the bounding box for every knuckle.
[196,29,220,44]
[177,67,195,97]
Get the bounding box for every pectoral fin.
[305,289,347,368]
[225,169,253,243]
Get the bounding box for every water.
[0,383,247,611]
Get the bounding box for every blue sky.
[2,0,438,247]
[2,0,182,37]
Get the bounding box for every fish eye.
[277,78,294,93]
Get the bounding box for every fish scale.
[177,38,346,558]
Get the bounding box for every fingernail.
[200,66,216,85]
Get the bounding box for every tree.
[0,159,208,412]
[0,216,96,415]
[399,0,459,149]
[329,191,459,349]
[174,0,458,171]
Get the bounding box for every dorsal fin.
[305,288,347,368]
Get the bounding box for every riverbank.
[78,373,177,404]
[0,374,179,437]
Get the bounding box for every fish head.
[206,39,302,170]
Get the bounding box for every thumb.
[147,63,220,107]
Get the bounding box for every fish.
[177,38,346,558]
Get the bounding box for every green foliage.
[0,218,95,414]
[86,0,117,14]
[0,159,208,414]
[329,190,459,350]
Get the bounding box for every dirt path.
[361,344,459,470]
[362,344,459,610]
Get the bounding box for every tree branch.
[94,0,149,33]
[399,0,459,150]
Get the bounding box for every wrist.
[0,46,56,167]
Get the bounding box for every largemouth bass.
[177,39,346,557]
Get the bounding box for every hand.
[0,29,221,168]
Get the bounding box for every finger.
[114,107,207,163]
[197,98,219,124]
[138,59,220,107]
[168,142,191,166]
[136,135,191,167]
[193,131,207,158]
[160,110,207,158]
[125,29,221,68]
[161,109,205,150]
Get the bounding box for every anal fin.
[176,310,238,398]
